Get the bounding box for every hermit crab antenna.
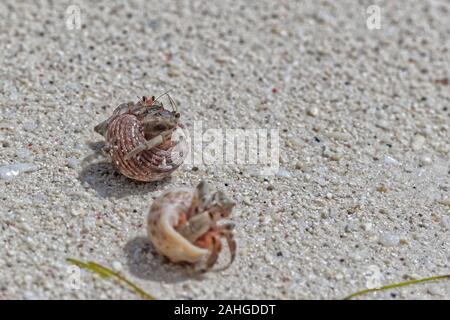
[154,89,177,112]
[154,89,173,102]
[167,93,178,112]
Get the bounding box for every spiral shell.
[106,114,187,182]
[147,188,209,263]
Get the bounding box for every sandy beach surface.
[0,0,449,299]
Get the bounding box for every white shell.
[147,188,209,263]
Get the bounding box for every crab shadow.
[78,141,171,199]
[124,237,205,283]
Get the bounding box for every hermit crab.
[94,91,187,182]
[147,181,236,271]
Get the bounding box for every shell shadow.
[78,143,172,199]
[124,236,205,283]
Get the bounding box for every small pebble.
[22,121,38,132]
[323,150,341,161]
[264,253,274,264]
[112,261,122,272]
[287,138,302,149]
[344,222,358,232]
[384,155,400,166]
[294,161,303,170]
[325,131,351,141]
[379,233,400,247]
[411,134,426,151]
[242,197,252,206]
[82,216,97,232]
[276,168,291,178]
[441,216,450,229]
[167,68,180,78]
[376,120,390,130]
[307,107,319,117]
[427,287,443,297]
[15,148,33,161]
[23,291,38,300]
[0,163,39,181]
[24,275,33,283]
[66,158,79,169]
[71,208,86,217]
[362,222,373,231]
[419,155,432,166]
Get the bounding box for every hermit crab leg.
[153,89,178,112]
[194,231,221,272]
[195,181,211,213]
[124,129,174,160]
[219,224,237,270]
[208,223,237,271]
[204,236,222,271]
[196,224,236,272]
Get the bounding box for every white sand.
[0,0,449,299]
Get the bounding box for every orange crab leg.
[194,231,222,271]
[193,224,236,271]
[194,230,219,249]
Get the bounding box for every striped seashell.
[94,92,187,182]
[147,187,209,263]
[106,113,187,182]
[147,182,236,271]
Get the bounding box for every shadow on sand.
[78,141,171,199]
[123,236,205,284]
